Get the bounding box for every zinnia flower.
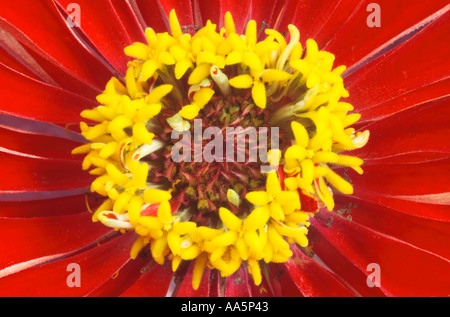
[0,0,449,297]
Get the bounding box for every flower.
[0,0,449,297]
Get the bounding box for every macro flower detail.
[73,10,369,289]
[0,0,449,297]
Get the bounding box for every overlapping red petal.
[0,151,93,192]
[335,196,450,260]
[308,225,388,297]
[345,9,450,112]
[352,97,450,162]
[224,266,252,296]
[87,255,154,297]
[0,233,133,297]
[120,260,175,297]
[0,64,96,123]
[0,213,111,272]
[311,211,450,296]
[347,191,450,223]
[348,158,450,196]
[0,0,113,91]
[54,0,143,76]
[0,193,97,218]
[283,246,356,296]
[325,0,450,68]
[0,125,84,160]
[175,264,212,297]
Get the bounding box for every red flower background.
[0,0,449,297]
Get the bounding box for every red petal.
[299,0,364,48]
[311,211,450,296]
[0,64,95,123]
[0,152,92,192]
[10,47,101,99]
[290,0,362,47]
[283,245,356,296]
[224,265,252,297]
[174,262,211,297]
[269,0,299,33]
[0,233,133,296]
[325,1,450,68]
[158,0,195,33]
[0,1,113,90]
[346,10,450,112]
[0,213,110,272]
[108,0,147,43]
[0,125,84,160]
[360,153,450,166]
[120,261,174,296]
[195,0,221,27]
[268,263,304,297]
[349,158,450,196]
[132,0,169,32]
[242,263,279,297]
[220,0,252,34]
[347,190,450,222]
[208,270,222,297]
[352,97,450,161]
[55,0,141,76]
[249,0,278,35]
[0,1,110,89]
[0,193,100,218]
[87,255,151,297]
[358,77,450,124]
[335,196,450,260]
[0,26,96,97]
[0,46,41,81]
[308,226,388,296]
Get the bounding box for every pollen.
[74,9,369,290]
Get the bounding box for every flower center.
[73,10,369,290]
[152,90,288,218]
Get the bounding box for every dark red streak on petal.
[348,190,450,223]
[0,0,114,90]
[0,63,96,123]
[0,152,93,193]
[349,158,450,196]
[346,10,450,111]
[352,97,450,161]
[358,77,450,123]
[0,193,100,218]
[132,0,171,32]
[0,233,134,297]
[283,246,356,297]
[308,226,389,296]
[55,0,141,77]
[326,0,450,69]
[120,259,174,297]
[87,255,152,297]
[174,263,211,297]
[0,213,111,271]
[0,125,84,161]
[311,213,450,296]
[335,197,450,260]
